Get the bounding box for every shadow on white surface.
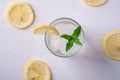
[58,40,120,80]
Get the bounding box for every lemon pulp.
[24,60,51,80]
[6,2,34,29]
[32,24,60,35]
[102,30,120,60]
[81,0,108,7]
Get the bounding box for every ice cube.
[49,36,67,52]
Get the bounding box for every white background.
[0,0,120,80]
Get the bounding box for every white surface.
[0,0,120,80]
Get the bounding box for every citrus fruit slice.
[24,60,51,80]
[32,24,60,35]
[5,2,34,29]
[102,30,120,60]
[81,0,107,7]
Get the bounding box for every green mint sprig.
[61,26,82,52]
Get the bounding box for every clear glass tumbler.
[45,18,84,57]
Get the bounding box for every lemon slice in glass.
[24,60,52,80]
[5,2,34,29]
[81,0,108,7]
[32,24,60,35]
[102,30,120,60]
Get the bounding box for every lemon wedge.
[24,60,52,80]
[81,0,107,7]
[102,30,120,60]
[32,24,60,35]
[5,2,34,29]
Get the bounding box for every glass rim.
[45,17,84,58]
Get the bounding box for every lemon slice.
[102,30,120,60]
[32,24,60,35]
[5,2,34,29]
[24,60,52,80]
[81,0,108,7]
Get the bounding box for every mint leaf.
[66,42,73,52]
[60,26,82,52]
[68,37,74,43]
[72,26,81,37]
[74,38,82,45]
[61,34,71,40]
